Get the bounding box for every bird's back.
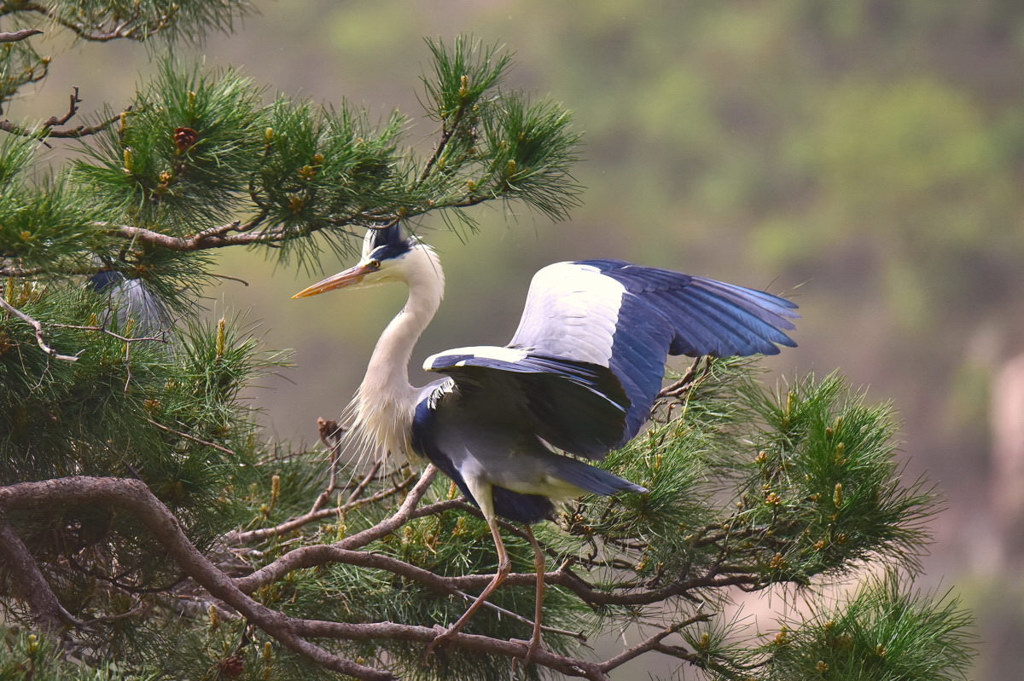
[411,380,644,523]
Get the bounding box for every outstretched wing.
[426,259,797,458]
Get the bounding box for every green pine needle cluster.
[76,62,268,229]
[4,35,583,310]
[763,574,974,681]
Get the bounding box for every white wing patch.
[509,262,625,367]
[423,345,529,371]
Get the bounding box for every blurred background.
[14,1,1024,678]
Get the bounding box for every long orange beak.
[291,262,376,299]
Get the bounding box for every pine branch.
[15,1,170,41]
[0,476,656,681]
[109,220,296,250]
[0,477,396,681]
[10,1,247,43]
[0,28,42,43]
[224,469,417,544]
[0,518,81,633]
[0,296,80,361]
[234,466,439,588]
[0,87,128,139]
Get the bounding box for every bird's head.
[292,223,441,299]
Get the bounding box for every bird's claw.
[425,624,456,658]
[510,636,544,668]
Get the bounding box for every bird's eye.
[368,259,381,269]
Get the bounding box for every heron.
[293,222,797,656]
[87,269,173,337]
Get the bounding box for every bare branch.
[0,98,127,140]
[597,613,709,673]
[0,28,42,42]
[223,468,416,545]
[145,418,236,456]
[51,325,165,345]
[234,466,438,587]
[0,296,80,361]
[42,86,82,128]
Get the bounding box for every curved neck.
[361,247,445,398]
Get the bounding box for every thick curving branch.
[232,482,763,611]
[0,517,80,633]
[3,475,706,680]
[0,477,397,681]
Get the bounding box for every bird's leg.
[522,524,546,663]
[427,509,510,655]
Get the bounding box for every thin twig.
[337,465,438,549]
[343,458,384,506]
[0,296,80,361]
[0,105,127,140]
[42,86,82,128]
[657,356,708,400]
[146,418,236,456]
[598,612,710,673]
[50,322,166,345]
[224,469,416,545]
[314,417,348,511]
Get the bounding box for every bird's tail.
[546,453,648,497]
[490,454,647,524]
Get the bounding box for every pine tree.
[0,3,973,680]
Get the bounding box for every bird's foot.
[425,624,458,658]
[510,635,544,669]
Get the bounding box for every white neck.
[350,245,445,461]
[361,246,444,394]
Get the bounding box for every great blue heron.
[293,222,797,656]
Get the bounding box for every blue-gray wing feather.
[426,259,797,458]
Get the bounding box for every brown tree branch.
[228,488,762,626]
[224,468,415,545]
[0,28,42,42]
[0,517,79,633]
[0,476,628,680]
[234,466,439,587]
[111,221,282,251]
[14,3,174,42]
[0,296,81,361]
[0,100,127,140]
[0,473,760,680]
[596,614,709,673]
[0,477,394,681]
